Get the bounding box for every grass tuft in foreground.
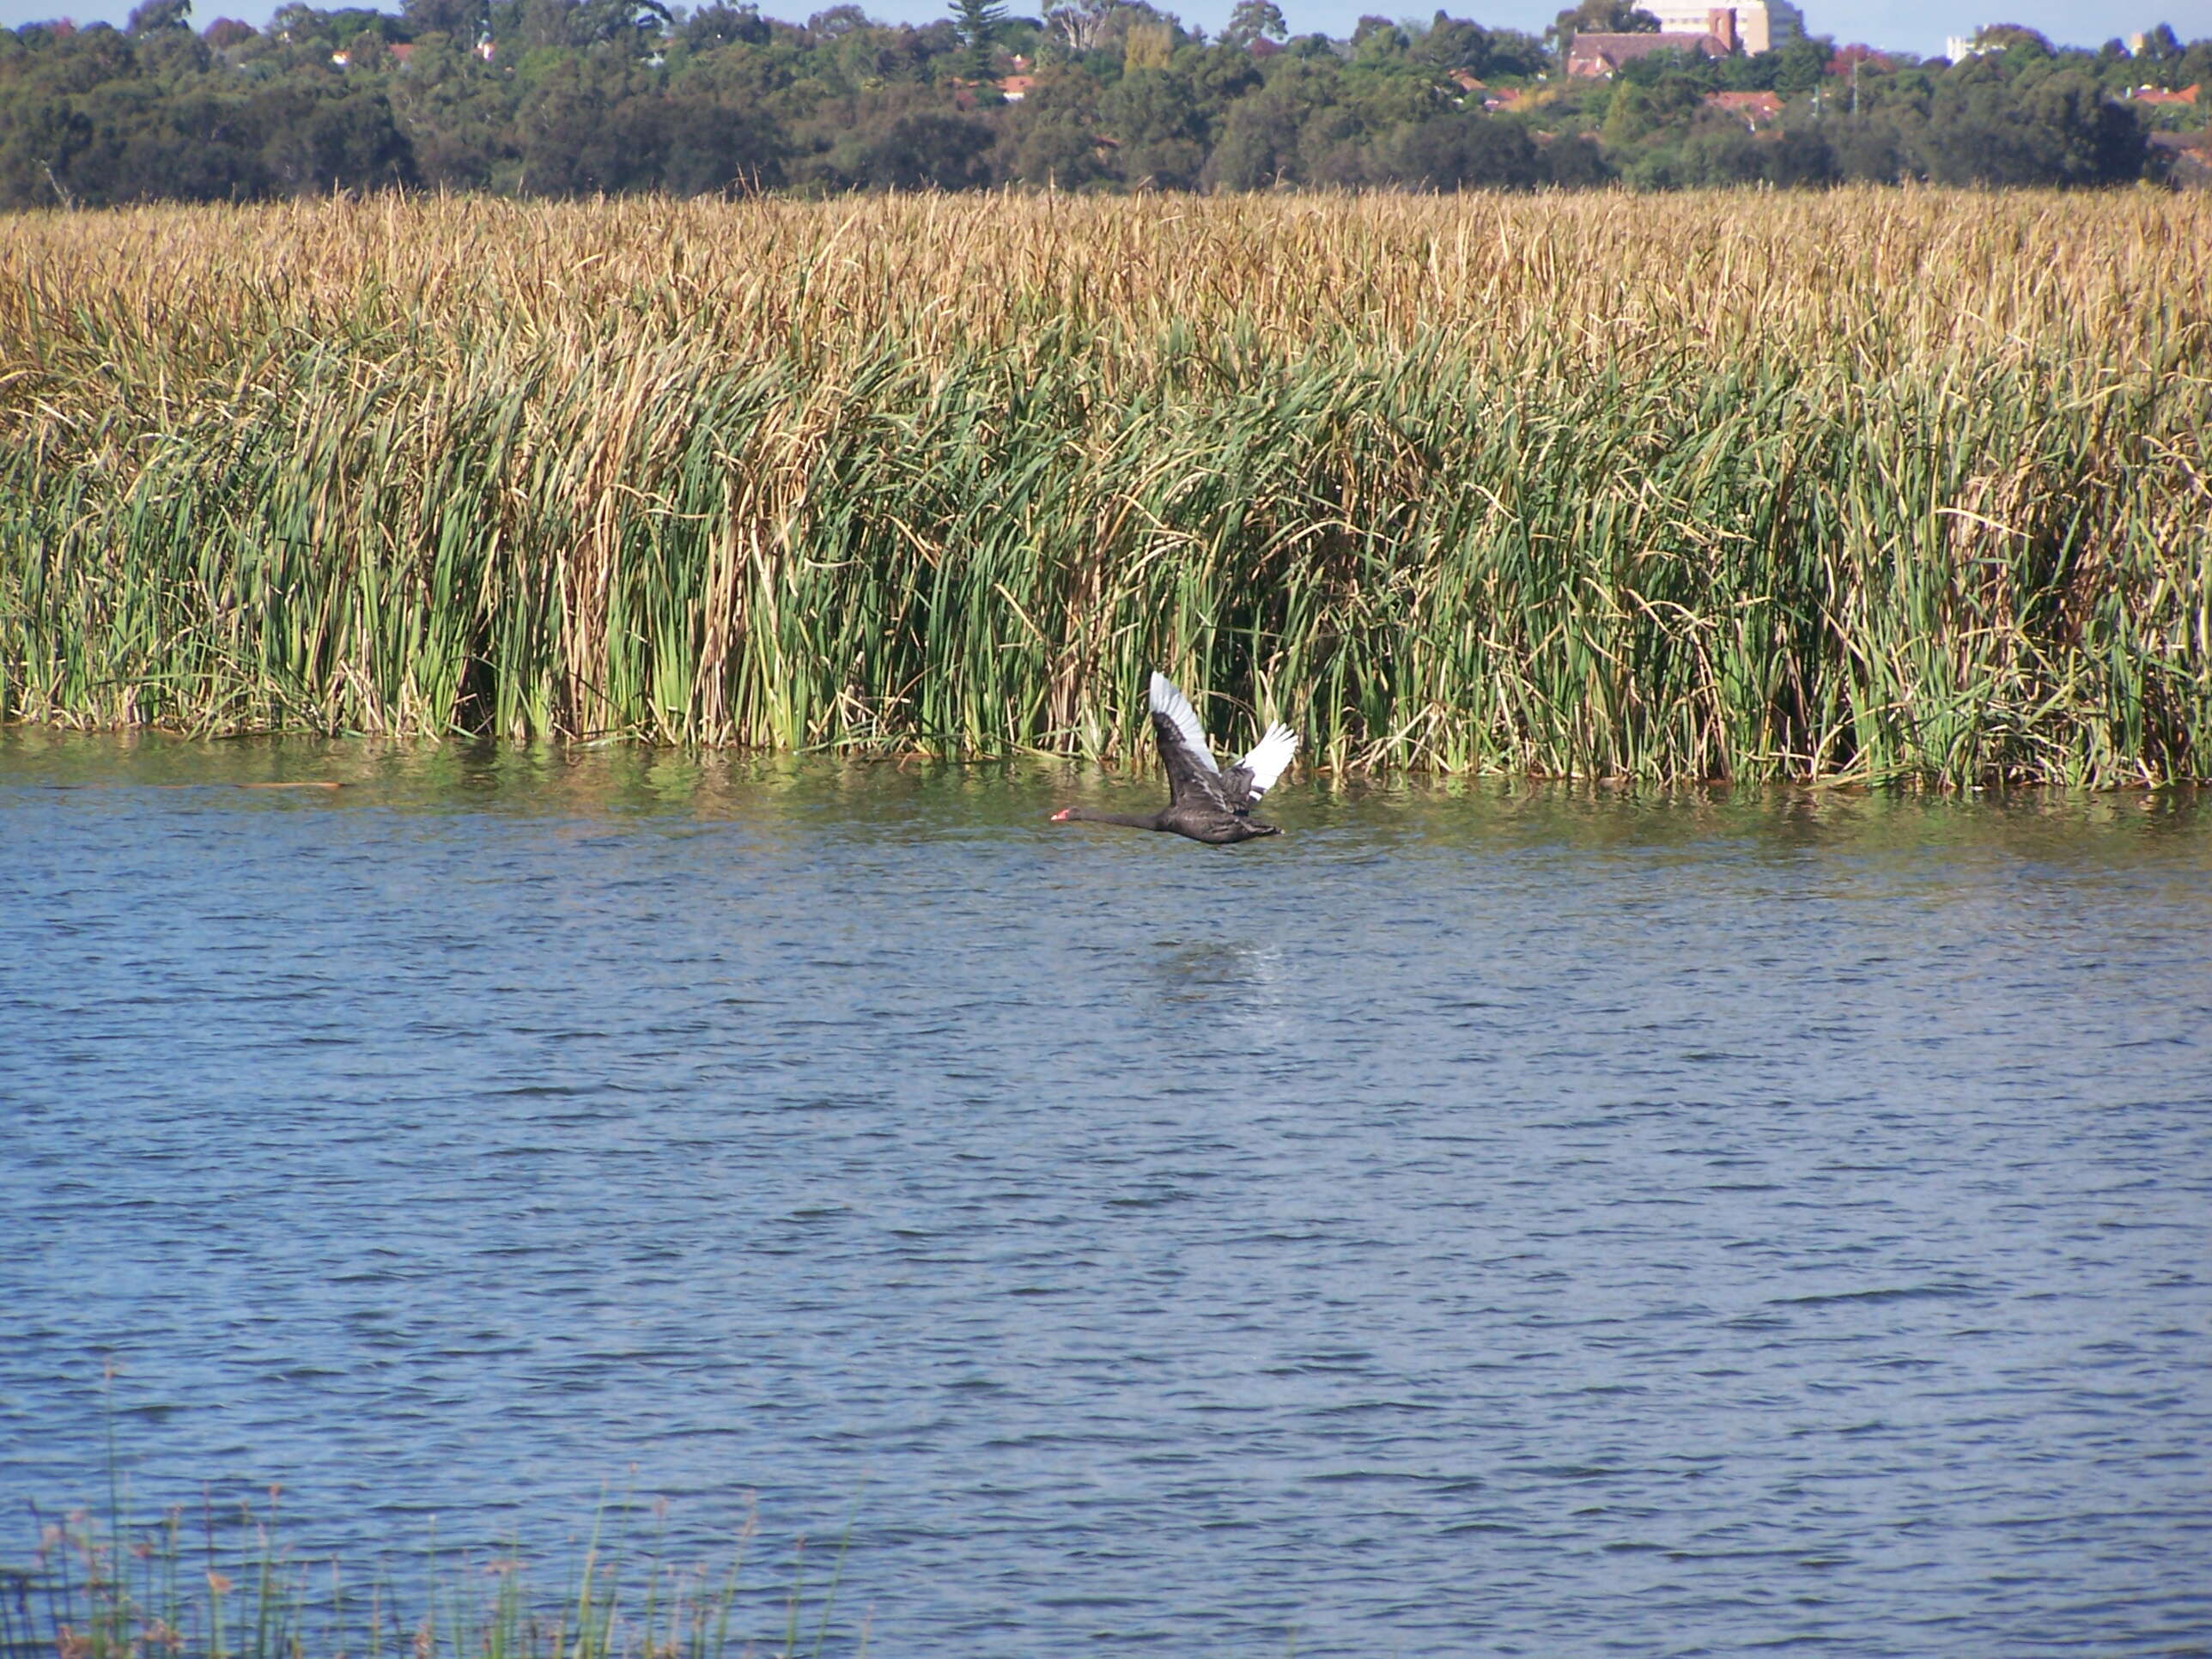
[7,1492,864,1659]
[3,191,2209,786]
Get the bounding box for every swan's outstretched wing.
[1224,721,1298,811]
[1148,672,1231,811]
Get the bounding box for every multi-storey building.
[1642,0,1807,55]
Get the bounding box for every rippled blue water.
[4,732,2210,1656]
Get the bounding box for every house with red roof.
[1567,10,1739,77]
[1705,89,1783,126]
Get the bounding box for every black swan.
[1051,673,1299,845]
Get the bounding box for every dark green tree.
[1601,67,1700,144]
[0,0,2181,204]
[1481,28,1547,76]
[1219,0,1285,49]
[1541,131,1611,184]
[682,3,769,47]
[1388,109,1543,187]
[1765,35,1827,93]
[127,0,192,33]
[1829,109,1908,180]
[994,62,1108,183]
[1547,0,1657,50]
[1415,12,1492,74]
[2131,21,2182,63]
[1971,22,2053,57]
[1200,55,1334,187]
[953,0,1004,80]
[1101,64,1208,185]
[402,0,486,40]
[873,108,994,183]
[253,78,417,191]
[2175,39,2212,95]
[1918,58,2148,185]
[1350,15,1406,58]
[661,78,785,190]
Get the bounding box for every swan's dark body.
[1051,674,1298,846]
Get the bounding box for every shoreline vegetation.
[8,1489,866,1659]
[3,191,2209,787]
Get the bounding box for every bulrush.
[2,191,2208,787]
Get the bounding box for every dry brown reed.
[3,190,2208,782]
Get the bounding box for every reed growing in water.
[9,1492,861,1659]
[2,191,2207,785]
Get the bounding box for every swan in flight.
[1050,672,1298,845]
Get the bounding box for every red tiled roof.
[1705,89,1782,123]
[1566,30,1727,76]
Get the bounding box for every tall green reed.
[2,192,2207,786]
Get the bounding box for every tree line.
[2,0,2204,207]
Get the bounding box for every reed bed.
[2,190,2208,784]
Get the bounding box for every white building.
[1643,0,1805,54]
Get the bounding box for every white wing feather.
[1148,672,1219,773]
[1234,722,1300,798]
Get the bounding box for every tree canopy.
[0,0,2195,207]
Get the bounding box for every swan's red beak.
[1049,808,1073,822]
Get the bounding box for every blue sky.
[3,0,2205,70]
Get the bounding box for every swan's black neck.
[1060,807,1165,830]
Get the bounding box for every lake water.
[3,732,2209,1657]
